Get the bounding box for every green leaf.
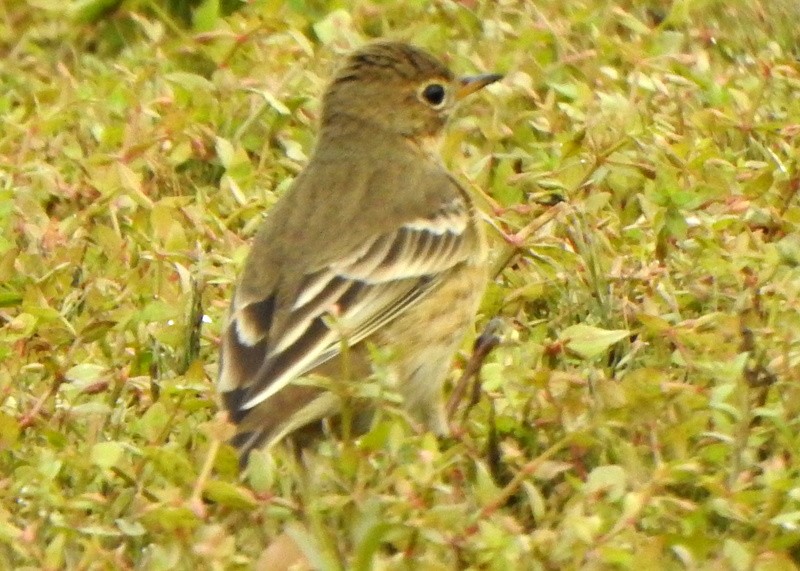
[480,362,504,391]
[560,324,630,359]
[215,137,235,169]
[473,461,501,504]
[585,465,627,501]
[770,511,800,529]
[115,519,146,537]
[313,9,353,45]
[72,0,121,23]
[193,0,219,32]
[165,72,215,93]
[0,413,20,448]
[723,538,753,571]
[140,506,200,533]
[0,289,22,307]
[636,313,672,333]
[203,480,259,509]
[90,441,125,469]
[65,363,106,384]
[353,518,391,571]
[133,403,170,443]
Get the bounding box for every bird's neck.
[317,113,441,162]
[319,111,396,143]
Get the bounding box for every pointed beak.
[456,73,503,100]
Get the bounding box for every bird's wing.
[218,196,477,415]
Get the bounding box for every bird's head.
[321,41,501,141]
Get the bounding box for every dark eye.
[421,83,446,107]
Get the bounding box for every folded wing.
[218,197,475,417]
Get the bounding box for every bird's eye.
[421,83,447,107]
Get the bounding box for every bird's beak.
[456,73,503,100]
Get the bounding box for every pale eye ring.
[420,83,447,108]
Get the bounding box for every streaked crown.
[321,42,494,139]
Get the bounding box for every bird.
[217,40,501,463]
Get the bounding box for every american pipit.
[218,41,501,461]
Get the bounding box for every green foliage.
[2,0,800,568]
